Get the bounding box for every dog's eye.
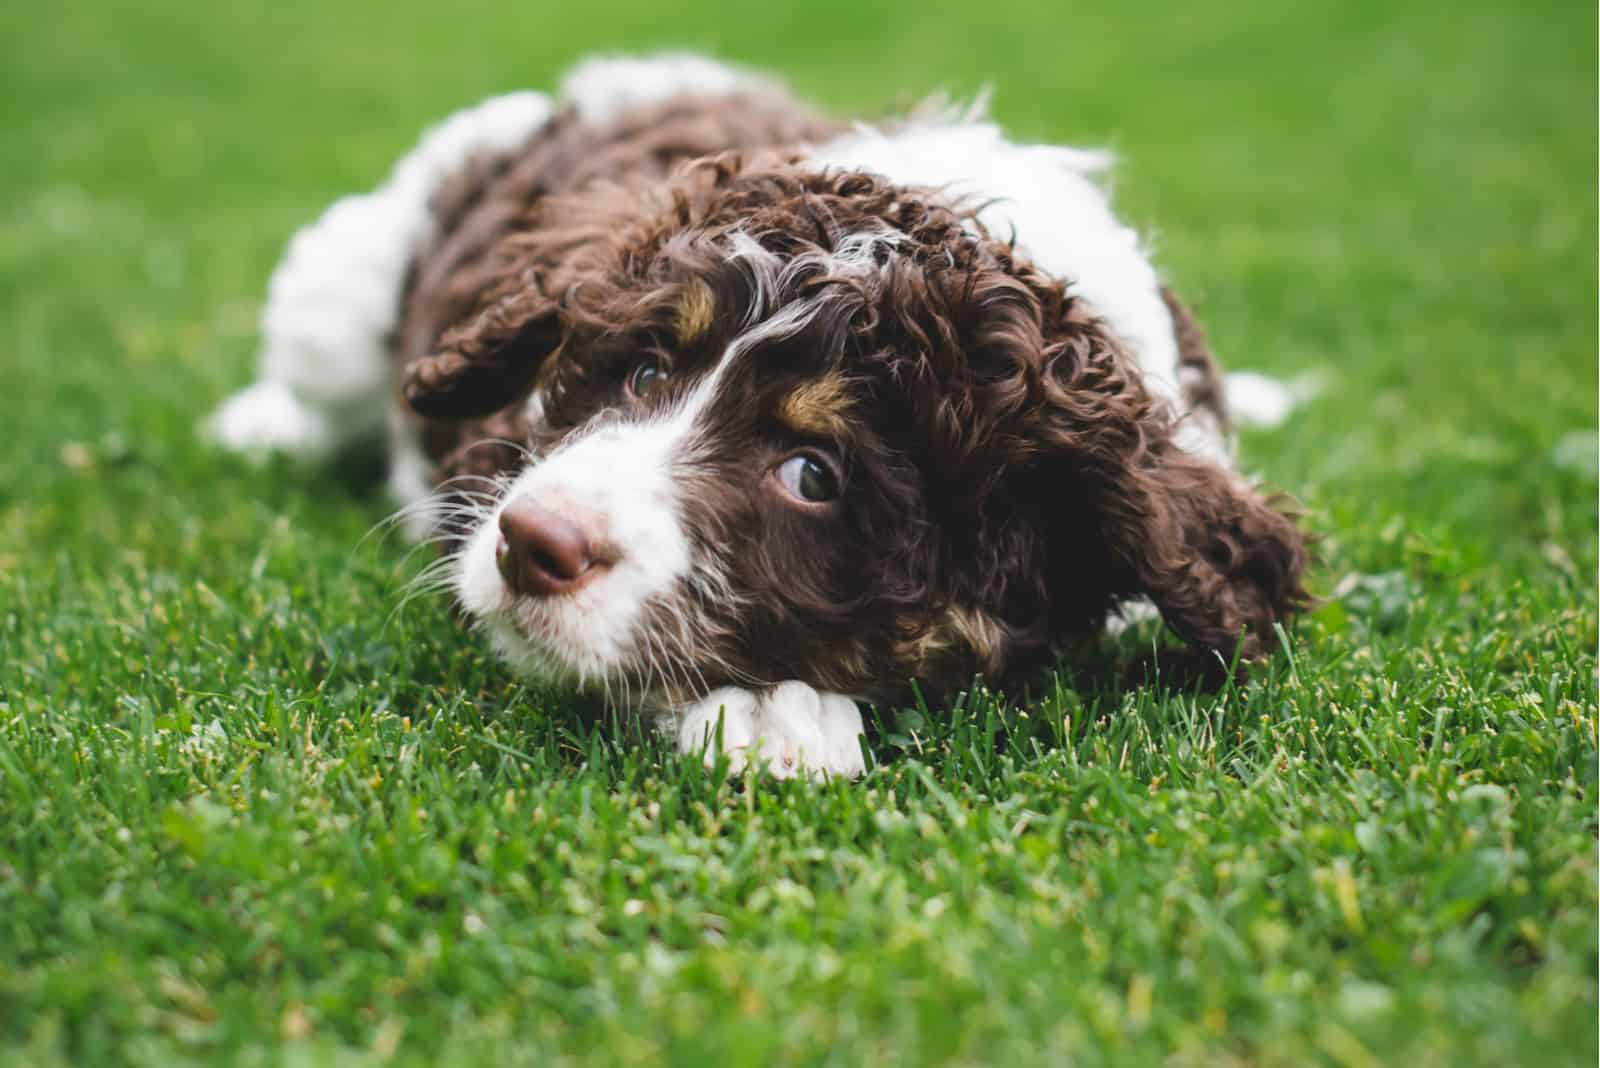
[628,360,670,400]
[775,453,841,504]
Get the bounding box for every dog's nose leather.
[497,499,599,597]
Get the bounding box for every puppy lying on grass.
[212,54,1308,778]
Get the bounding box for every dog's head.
[404,156,1307,704]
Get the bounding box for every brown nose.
[496,499,600,597]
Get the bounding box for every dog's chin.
[482,618,584,686]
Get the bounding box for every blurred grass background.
[0,0,1595,1065]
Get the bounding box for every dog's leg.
[206,91,554,462]
[673,682,866,780]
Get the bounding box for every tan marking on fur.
[778,375,853,435]
[946,606,1004,668]
[898,625,955,670]
[675,279,716,345]
[899,605,1005,676]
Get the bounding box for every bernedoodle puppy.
[211,55,1308,778]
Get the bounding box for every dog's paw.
[673,686,759,769]
[674,682,866,780]
[205,380,338,461]
[1224,371,1324,429]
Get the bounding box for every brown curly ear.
[997,268,1308,663]
[402,286,561,419]
[1114,449,1309,660]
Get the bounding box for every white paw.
[674,682,866,780]
[674,686,759,771]
[206,380,337,460]
[1224,371,1323,429]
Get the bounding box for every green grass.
[1,0,1595,1064]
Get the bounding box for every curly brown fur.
[396,93,1308,704]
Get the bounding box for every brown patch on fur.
[674,278,716,345]
[778,375,853,436]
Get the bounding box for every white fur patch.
[385,92,554,204]
[725,226,902,326]
[673,682,866,779]
[208,91,554,460]
[1225,371,1320,429]
[207,379,338,459]
[560,53,777,125]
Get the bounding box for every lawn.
[1,0,1595,1064]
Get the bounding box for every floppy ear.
[402,281,561,419]
[1105,447,1309,660]
[1017,281,1309,662]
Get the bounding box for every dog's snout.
[496,499,604,597]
